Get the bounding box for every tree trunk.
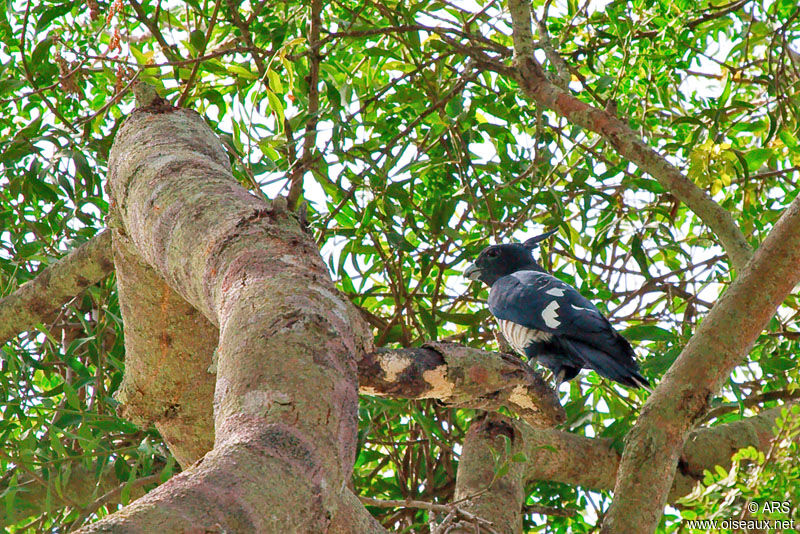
[77,103,381,532]
[452,414,526,533]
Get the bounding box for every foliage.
[0,0,798,531]
[675,404,800,533]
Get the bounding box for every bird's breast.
[497,319,552,354]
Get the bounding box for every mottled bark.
[113,234,216,467]
[444,405,784,534]
[359,343,565,428]
[0,229,113,345]
[603,194,800,533]
[506,0,753,271]
[77,104,381,532]
[452,414,526,533]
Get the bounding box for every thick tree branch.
[80,104,380,532]
[603,193,800,533]
[0,229,113,346]
[452,414,527,533]
[522,403,787,502]
[506,0,753,271]
[113,234,216,468]
[359,343,565,428]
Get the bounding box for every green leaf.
[630,234,650,278]
[596,75,615,92]
[511,452,527,463]
[744,148,773,171]
[778,129,798,150]
[0,78,25,95]
[265,89,285,127]
[267,69,283,94]
[621,325,675,342]
[227,64,257,79]
[189,29,206,52]
[30,36,53,66]
[495,462,510,479]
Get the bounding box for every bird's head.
[464,229,556,286]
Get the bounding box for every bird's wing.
[487,270,618,351]
[488,270,648,388]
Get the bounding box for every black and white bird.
[464,231,649,389]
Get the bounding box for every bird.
[464,230,650,390]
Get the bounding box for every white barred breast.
[497,319,552,355]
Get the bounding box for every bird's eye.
[486,249,499,258]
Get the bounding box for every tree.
[1,0,799,532]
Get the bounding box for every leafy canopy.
[0,0,798,531]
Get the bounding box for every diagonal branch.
[522,403,789,502]
[287,0,322,211]
[0,230,113,346]
[506,0,753,271]
[601,193,800,532]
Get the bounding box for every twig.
[177,0,223,107]
[128,0,181,62]
[701,389,800,423]
[287,0,322,211]
[224,0,265,75]
[18,0,78,132]
[358,496,500,533]
[73,45,257,68]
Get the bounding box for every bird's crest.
[522,228,558,250]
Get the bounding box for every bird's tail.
[562,338,651,390]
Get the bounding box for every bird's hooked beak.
[464,263,482,281]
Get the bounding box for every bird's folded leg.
[553,369,566,391]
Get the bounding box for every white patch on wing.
[571,304,594,313]
[545,287,565,297]
[541,301,561,328]
[498,319,552,354]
